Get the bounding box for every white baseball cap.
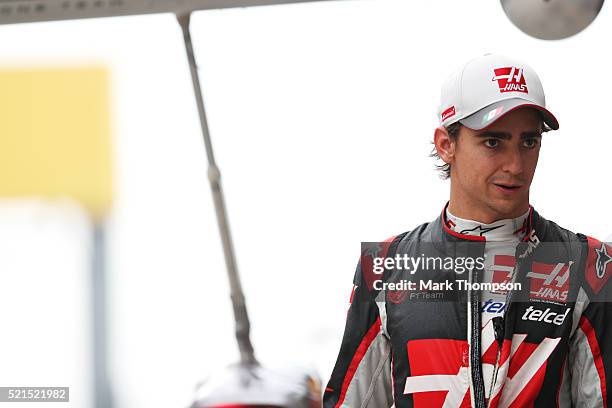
[438,54,559,130]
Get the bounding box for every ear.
[434,126,456,165]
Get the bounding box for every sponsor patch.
[491,254,515,295]
[492,66,528,94]
[585,236,612,295]
[441,106,456,122]
[360,238,396,292]
[521,306,570,326]
[527,262,571,303]
[482,299,506,314]
[481,106,505,125]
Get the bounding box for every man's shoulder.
[384,215,444,250]
[535,212,578,241]
[400,222,433,240]
[540,215,611,247]
[532,209,587,244]
[532,210,612,295]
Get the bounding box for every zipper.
[470,266,486,407]
[468,243,486,408]
[487,317,505,406]
[486,281,515,407]
[488,339,502,403]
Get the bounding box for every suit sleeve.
[569,236,612,407]
[322,260,394,408]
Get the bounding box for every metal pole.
[92,221,113,408]
[177,12,257,367]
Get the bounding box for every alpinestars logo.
[595,243,612,279]
[459,224,504,236]
[493,67,528,94]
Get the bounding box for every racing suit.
[323,204,612,407]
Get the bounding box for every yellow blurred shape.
[0,67,112,218]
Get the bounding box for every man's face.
[450,107,543,220]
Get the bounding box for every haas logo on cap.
[492,66,528,94]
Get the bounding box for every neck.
[448,187,530,224]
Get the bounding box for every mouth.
[493,183,523,192]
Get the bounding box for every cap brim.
[460,99,559,131]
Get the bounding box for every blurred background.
[0,0,610,407]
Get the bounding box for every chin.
[488,199,527,219]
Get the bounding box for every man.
[323,54,612,407]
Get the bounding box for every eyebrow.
[476,131,542,140]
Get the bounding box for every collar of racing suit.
[445,207,531,242]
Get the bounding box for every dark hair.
[430,120,552,180]
[430,122,462,180]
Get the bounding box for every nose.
[501,146,524,175]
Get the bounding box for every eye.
[523,138,540,148]
[484,138,499,148]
